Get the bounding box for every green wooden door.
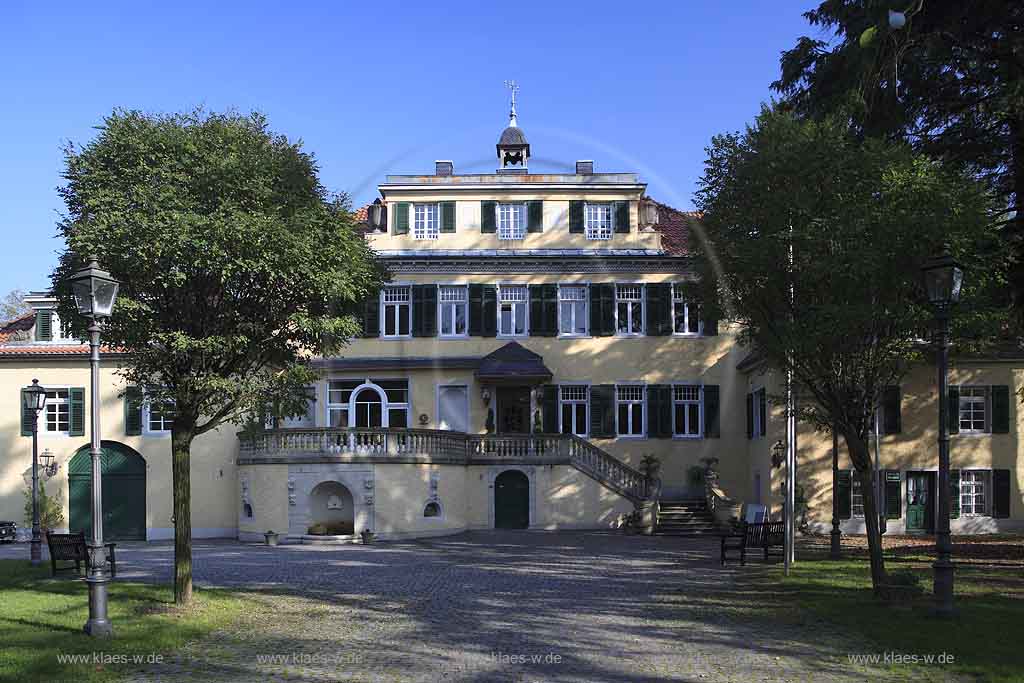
[69,442,146,541]
[494,470,530,529]
[906,473,929,532]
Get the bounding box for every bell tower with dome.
[497,80,530,174]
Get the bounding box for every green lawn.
[0,560,247,683]
[744,537,1024,682]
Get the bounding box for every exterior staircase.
[655,499,721,536]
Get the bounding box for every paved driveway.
[4,532,958,682]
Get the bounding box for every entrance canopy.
[475,342,552,385]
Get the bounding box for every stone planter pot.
[264,532,279,547]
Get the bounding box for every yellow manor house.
[0,112,1021,543]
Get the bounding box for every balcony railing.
[237,427,652,502]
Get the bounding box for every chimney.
[576,160,594,175]
[435,160,454,176]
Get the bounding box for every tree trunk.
[171,424,195,605]
[846,434,887,596]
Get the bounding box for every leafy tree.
[2,289,30,321]
[695,107,1001,594]
[51,110,384,604]
[772,1,1023,319]
[23,480,65,532]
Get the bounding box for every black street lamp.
[68,256,119,637]
[921,246,963,618]
[22,379,47,565]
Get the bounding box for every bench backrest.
[46,532,87,560]
[745,521,785,546]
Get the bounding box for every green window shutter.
[569,201,585,233]
[703,384,720,438]
[884,470,902,519]
[481,201,497,233]
[947,385,960,435]
[20,389,34,436]
[837,470,852,520]
[950,469,960,519]
[991,385,1010,434]
[34,310,53,341]
[589,384,616,438]
[882,385,902,434]
[541,385,559,433]
[647,385,672,438]
[527,201,543,233]
[361,292,380,338]
[993,469,1011,519]
[392,202,410,235]
[69,387,86,437]
[124,386,143,436]
[644,283,672,336]
[758,389,767,437]
[440,202,456,233]
[588,283,615,336]
[749,393,757,440]
[412,285,437,337]
[468,284,484,336]
[528,284,557,337]
[481,285,498,337]
[613,201,630,233]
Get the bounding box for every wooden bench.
[45,532,116,578]
[720,521,785,566]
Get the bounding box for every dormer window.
[497,203,525,240]
[585,203,613,240]
[413,203,439,240]
[34,309,72,343]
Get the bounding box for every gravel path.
[3,532,965,682]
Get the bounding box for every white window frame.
[960,469,990,517]
[497,284,529,337]
[380,286,412,339]
[614,283,645,337]
[851,473,864,518]
[435,383,470,432]
[413,203,439,240]
[326,379,410,428]
[36,309,75,343]
[615,383,646,438]
[584,202,613,240]
[558,383,590,437]
[958,386,990,434]
[144,395,176,435]
[752,386,765,439]
[437,284,469,338]
[557,284,589,337]
[671,284,703,336]
[672,383,703,438]
[497,202,526,241]
[41,386,72,436]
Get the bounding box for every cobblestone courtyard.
[3,531,963,682]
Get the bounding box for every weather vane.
[504,79,519,127]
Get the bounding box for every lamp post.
[68,256,119,637]
[921,247,963,618]
[23,379,47,565]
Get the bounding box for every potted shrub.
[264,530,279,546]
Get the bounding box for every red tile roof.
[0,313,34,344]
[648,200,697,256]
[352,204,370,223]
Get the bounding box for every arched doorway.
[308,481,355,535]
[494,470,530,529]
[68,441,146,541]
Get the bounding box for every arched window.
[353,388,383,428]
[423,502,441,518]
[326,380,410,429]
[243,502,253,519]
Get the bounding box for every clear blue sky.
[0,0,823,296]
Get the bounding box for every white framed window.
[961,470,990,516]
[497,203,525,240]
[959,386,989,433]
[673,384,702,437]
[413,203,439,240]
[559,385,589,437]
[381,286,411,338]
[44,388,70,434]
[498,284,528,336]
[327,379,409,428]
[851,474,864,518]
[438,285,468,337]
[585,203,612,240]
[146,398,176,433]
[672,284,702,335]
[558,285,588,336]
[616,384,645,437]
[615,284,644,336]
[752,387,765,438]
